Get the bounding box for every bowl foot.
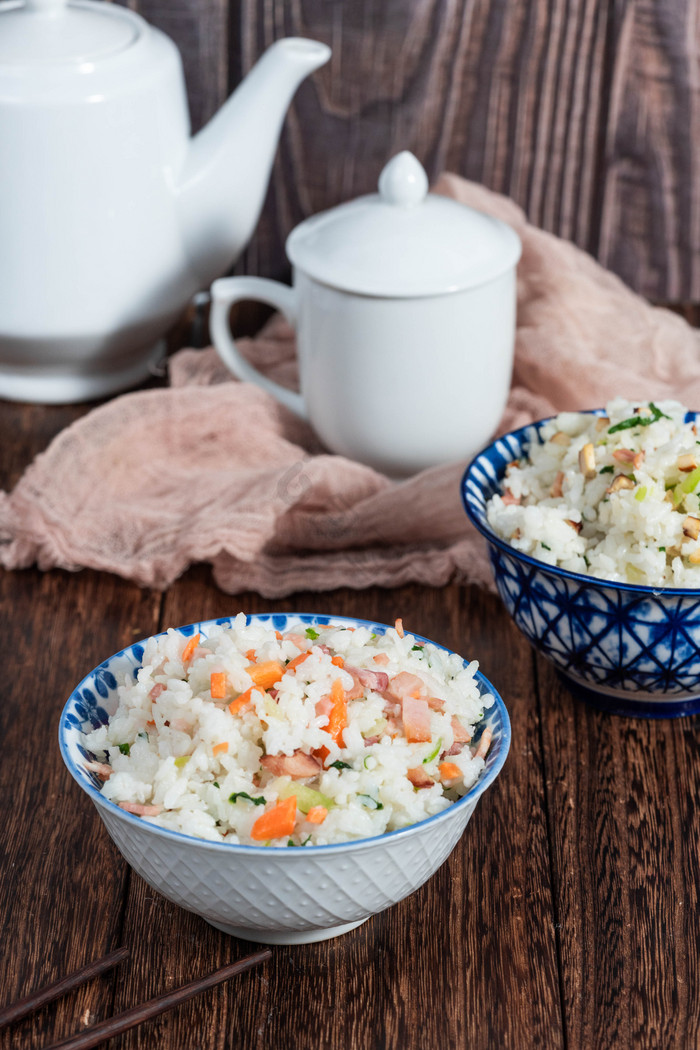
[559,672,700,719]
[206,916,369,944]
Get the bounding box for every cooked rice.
[486,397,700,586]
[82,615,493,846]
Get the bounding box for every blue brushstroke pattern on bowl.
[461,413,700,718]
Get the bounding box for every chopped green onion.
[118,743,130,756]
[305,627,320,640]
[411,645,423,652]
[358,794,383,811]
[541,543,551,551]
[635,486,648,501]
[599,465,614,474]
[329,760,352,770]
[229,791,265,805]
[423,738,443,764]
[608,402,670,434]
[213,781,220,788]
[137,731,148,740]
[174,755,189,769]
[659,547,666,553]
[681,466,700,494]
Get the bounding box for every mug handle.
[209,276,306,420]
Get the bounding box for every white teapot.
[0,0,330,403]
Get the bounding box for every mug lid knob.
[378,152,428,208]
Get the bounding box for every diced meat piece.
[613,448,645,470]
[442,741,465,757]
[549,432,570,446]
[595,416,610,431]
[565,519,582,533]
[402,696,432,743]
[344,672,365,701]
[84,760,113,780]
[387,671,427,701]
[683,515,700,540]
[362,735,381,746]
[373,653,390,666]
[426,696,445,711]
[501,488,520,506]
[149,683,164,700]
[578,443,596,479]
[473,727,493,760]
[169,718,190,732]
[607,474,635,494]
[407,767,434,789]
[118,802,163,817]
[549,471,564,498]
[345,666,389,693]
[315,695,332,720]
[285,633,311,650]
[260,750,321,778]
[678,454,697,472]
[451,717,472,743]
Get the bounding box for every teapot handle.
[209,276,306,419]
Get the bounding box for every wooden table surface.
[2,396,700,1050]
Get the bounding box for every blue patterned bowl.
[59,613,510,944]
[462,416,700,718]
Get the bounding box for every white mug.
[210,153,521,476]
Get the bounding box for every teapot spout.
[176,38,330,287]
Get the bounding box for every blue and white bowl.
[59,613,510,944]
[462,417,700,719]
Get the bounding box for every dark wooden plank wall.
[117,0,700,301]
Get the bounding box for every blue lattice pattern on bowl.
[60,613,510,943]
[462,416,700,718]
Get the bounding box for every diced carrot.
[327,678,347,746]
[229,686,255,715]
[250,795,297,841]
[395,618,404,638]
[438,762,462,780]
[212,742,229,756]
[287,652,310,672]
[246,648,257,661]
[181,633,200,663]
[331,655,345,668]
[275,630,283,640]
[246,660,285,691]
[210,672,227,699]
[306,806,328,824]
[314,745,331,766]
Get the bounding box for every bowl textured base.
[560,671,700,719]
[207,917,368,944]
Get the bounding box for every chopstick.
[45,949,272,1050]
[0,947,130,1029]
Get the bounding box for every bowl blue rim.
[461,409,700,598]
[59,613,511,857]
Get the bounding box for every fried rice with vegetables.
[486,397,700,587]
[82,615,494,847]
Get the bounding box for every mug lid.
[0,0,139,66]
[286,151,522,298]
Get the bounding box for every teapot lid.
[286,152,522,298]
[0,0,139,65]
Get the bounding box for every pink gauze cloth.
[3,173,700,598]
